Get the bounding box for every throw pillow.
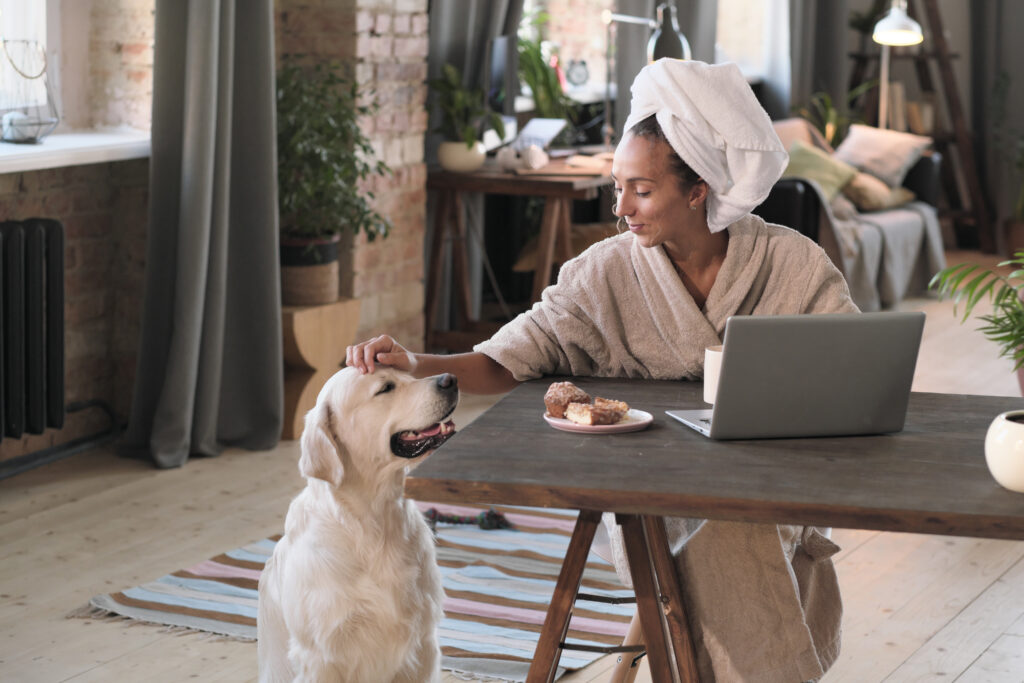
[843,171,916,211]
[782,140,857,201]
[834,124,932,188]
[830,194,860,221]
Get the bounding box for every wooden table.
[405,377,1024,683]
[425,160,612,351]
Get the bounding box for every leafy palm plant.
[277,60,391,241]
[930,254,1024,370]
[795,81,875,147]
[428,63,505,148]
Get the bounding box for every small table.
[425,160,612,351]
[405,378,1024,683]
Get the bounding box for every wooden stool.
[281,298,361,439]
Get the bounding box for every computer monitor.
[485,35,517,116]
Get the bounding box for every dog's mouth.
[390,417,457,459]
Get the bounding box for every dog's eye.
[375,381,396,396]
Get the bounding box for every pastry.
[594,397,629,415]
[544,381,591,419]
[564,401,624,426]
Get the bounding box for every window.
[715,0,789,81]
[0,1,49,110]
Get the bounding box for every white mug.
[704,345,724,404]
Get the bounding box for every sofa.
[753,119,946,312]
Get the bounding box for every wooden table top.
[426,158,612,199]
[405,378,1024,540]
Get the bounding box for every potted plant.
[428,63,505,172]
[277,60,391,305]
[930,253,1024,394]
[795,82,874,147]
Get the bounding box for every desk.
[405,378,1024,682]
[425,160,612,351]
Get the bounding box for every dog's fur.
[258,367,458,682]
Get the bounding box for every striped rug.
[81,502,633,682]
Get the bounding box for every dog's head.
[299,367,459,489]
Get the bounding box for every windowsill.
[0,128,151,175]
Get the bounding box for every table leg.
[526,509,601,683]
[532,195,582,302]
[618,514,677,682]
[425,190,452,349]
[643,515,700,681]
[448,191,474,328]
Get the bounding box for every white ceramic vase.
[438,140,486,173]
[984,410,1024,493]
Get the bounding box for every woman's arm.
[345,335,519,395]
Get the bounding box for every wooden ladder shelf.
[849,0,994,251]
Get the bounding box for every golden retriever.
[258,367,458,682]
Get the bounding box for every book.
[889,82,907,132]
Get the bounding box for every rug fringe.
[66,604,113,619]
[66,602,253,642]
[444,667,518,683]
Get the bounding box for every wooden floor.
[2,250,1023,682]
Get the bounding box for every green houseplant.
[428,63,505,172]
[930,254,1024,392]
[277,60,391,305]
[795,82,875,148]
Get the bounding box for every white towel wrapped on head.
[623,59,788,233]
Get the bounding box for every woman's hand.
[345,335,416,375]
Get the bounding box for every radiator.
[0,218,64,441]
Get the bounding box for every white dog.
[258,366,458,682]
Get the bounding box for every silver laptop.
[666,312,925,440]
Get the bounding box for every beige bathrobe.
[475,215,858,682]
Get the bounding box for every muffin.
[544,381,591,418]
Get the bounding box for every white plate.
[543,409,653,434]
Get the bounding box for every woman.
[347,60,857,681]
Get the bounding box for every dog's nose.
[436,373,457,390]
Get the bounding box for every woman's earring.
[690,205,697,211]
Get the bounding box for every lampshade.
[872,1,924,46]
[646,2,691,62]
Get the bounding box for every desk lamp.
[601,1,692,147]
[872,0,923,129]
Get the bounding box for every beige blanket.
[475,215,858,682]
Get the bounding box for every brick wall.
[276,0,430,350]
[60,0,155,131]
[0,160,149,460]
[88,0,155,130]
[532,0,613,89]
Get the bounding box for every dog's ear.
[299,403,345,487]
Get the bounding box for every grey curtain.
[426,0,523,162]
[426,0,524,324]
[613,0,717,141]
[123,0,283,468]
[789,0,850,119]
[971,0,1024,242]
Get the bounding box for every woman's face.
[611,132,702,250]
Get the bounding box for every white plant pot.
[438,140,486,173]
[984,410,1024,493]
